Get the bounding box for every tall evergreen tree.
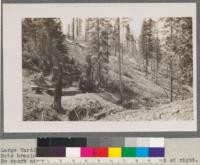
[154,29,162,84]
[87,18,112,87]
[139,18,156,78]
[161,17,193,101]
[115,18,123,103]
[22,18,67,74]
[22,18,68,112]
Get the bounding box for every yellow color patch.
[108,147,122,157]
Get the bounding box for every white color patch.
[66,147,81,157]
[150,138,165,147]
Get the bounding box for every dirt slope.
[103,98,193,121]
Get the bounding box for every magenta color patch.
[81,147,94,157]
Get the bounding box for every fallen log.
[31,85,43,94]
[93,111,107,120]
[31,85,82,96]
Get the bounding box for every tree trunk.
[155,34,159,85]
[145,59,148,79]
[132,40,135,57]
[114,39,117,56]
[122,43,124,64]
[67,24,71,39]
[178,40,184,99]
[156,58,158,85]
[97,19,101,87]
[72,18,75,40]
[54,64,63,112]
[85,19,89,42]
[126,40,129,54]
[169,18,173,102]
[106,31,109,59]
[76,18,79,39]
[151,59,153,76]
[169,58,173,102]
[117,18,123,103]
[45,19,53,74]
[145,38,148,79]
[134,40,137,57]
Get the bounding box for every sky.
[60,17,145,39]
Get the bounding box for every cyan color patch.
[136,147,149,157]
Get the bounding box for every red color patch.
[94,147,108,157]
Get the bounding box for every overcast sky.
[60,17,163,41]
[60,18,146,39]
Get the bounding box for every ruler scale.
[35,157,165,164]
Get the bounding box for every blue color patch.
[136,147,149,157]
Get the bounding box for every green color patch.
[122,147,136,157]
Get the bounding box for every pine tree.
[176,17,193,87]
[139,18,156,79]
[164,17,192,100]
[160,17,192,101]
[22,18,68,112]
[125,24,131,54]
[116,18,123,103]
[139,19,149,78]
[87,18,112,87]
[154,29,162,84]
[130,34,135,57]
[120,17,130,62]
[85,18,91,41]
[76,18,82,40]
[22,18,67,74]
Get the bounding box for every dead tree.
[54,63,63,112]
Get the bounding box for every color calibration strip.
[37,137,164,158]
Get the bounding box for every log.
[94,111,107,120]
[31,85,43,94]
[31,85,82,96]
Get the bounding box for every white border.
[3,3,197,132]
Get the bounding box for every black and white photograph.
[22,16,194,121]
[3,3,196,132]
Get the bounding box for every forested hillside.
[22,17,193,121]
